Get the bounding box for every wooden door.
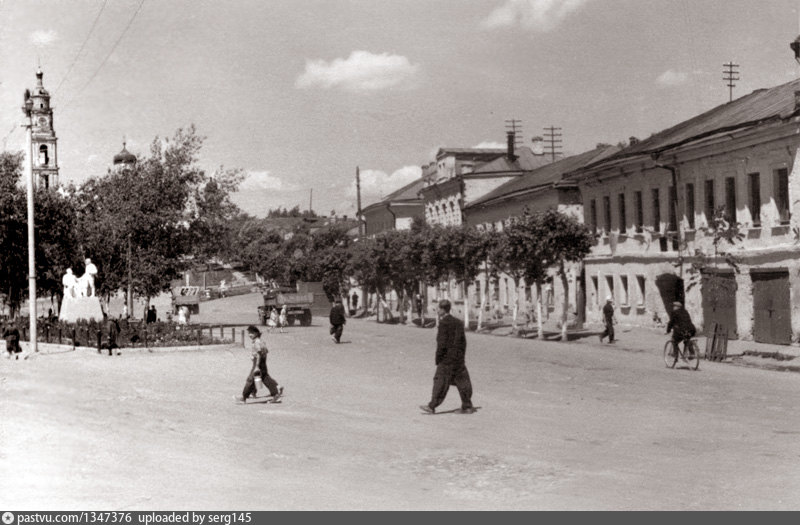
[752,271,791,345]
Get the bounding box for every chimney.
[531,136,545,156]
[506,131,517,162]
[629,136,639,145]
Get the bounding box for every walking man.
[329,298,346,343]
[599,295,615,343]
[420,299,475,414]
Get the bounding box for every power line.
[62,0,146,110]
[54,0,109,95]
[542,126,562,162]
[723,62,740,102]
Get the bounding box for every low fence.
[5,318,247,352]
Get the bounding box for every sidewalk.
[476,317,800,373]
[377,311,800,374]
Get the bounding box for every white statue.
[80,258,98,297]
[62,268,77,298]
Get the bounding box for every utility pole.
[356,166,364,238]
[723,62,740,102]
[504,119,523,148]
[309,188,313,214]
[22,90,37,353]
[543,126,563,161]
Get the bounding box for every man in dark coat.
[3,323,22,359]
[599,296,615,343]
[329,298,346,343]
[667,301,697,355]
[420,299,475,414]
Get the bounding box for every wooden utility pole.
[723,62,740,102]
[504,119,523,148]
[543,126,563,161]
[356,166,364,238]
[309,188,313,214]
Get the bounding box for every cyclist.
[666,301,696,357]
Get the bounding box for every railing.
[6,318,247,352]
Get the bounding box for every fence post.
[96,329,102,353]
[72,328,76,351]
[58,327,62,345]
[144,327,148,349]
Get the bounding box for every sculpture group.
[62,258,98,298]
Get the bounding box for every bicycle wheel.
[663,340,677,368]
[686,340,700,370]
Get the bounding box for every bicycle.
[663,338,700,370]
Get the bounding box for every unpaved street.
[2,298,800,510]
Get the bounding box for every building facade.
[565,79,800,344]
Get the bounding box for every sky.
[2,0,800,218]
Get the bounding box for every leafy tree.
[0,152,79,316]
[188,167,245,262]
[75,125,222,312]
[536,209,594,341]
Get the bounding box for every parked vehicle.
[258,285,313,327]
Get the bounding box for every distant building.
[420,133,550,227]
[362,177,425,236]
[112,140,137,172]
[27,68,59,188]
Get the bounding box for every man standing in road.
[329,298,346,343]
[420,299,475,414]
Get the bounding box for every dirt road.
[2,296,799,510]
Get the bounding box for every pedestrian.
[3,322,22,359]
[351,292,359,311]
[599,296,616,343]
[235,325,283,403]
[267,307,278,333]
[420,299,475,414]
[415,293,423,321]
[278,304,287,333]
[146,305,157,324]
[329,298,346,343]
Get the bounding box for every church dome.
[113,142,136,165]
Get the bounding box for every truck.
[171,285,201,314]
[258,285,314,327]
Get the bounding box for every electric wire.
[54,0,108,95]
[62,0,146,110]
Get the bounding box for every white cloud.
[656,69,689,87]
[348,165,422,205]
[239,170,300,191]
[473,141,506,149]
[29,30,58,47]
[295,50,419,92]
[482,0,591,31]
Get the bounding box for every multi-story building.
[463,146,619,323]
[420,133,544,226]
[564,78,800,344]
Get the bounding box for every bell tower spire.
[28,67,59,188]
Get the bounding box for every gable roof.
[467,146,620,208]
[585,77,800,169]
[362,176,425,212]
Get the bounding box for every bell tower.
[29,68,59,188]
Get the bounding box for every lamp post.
[22,91,37,353]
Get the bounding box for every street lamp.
[22,90,37,353]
